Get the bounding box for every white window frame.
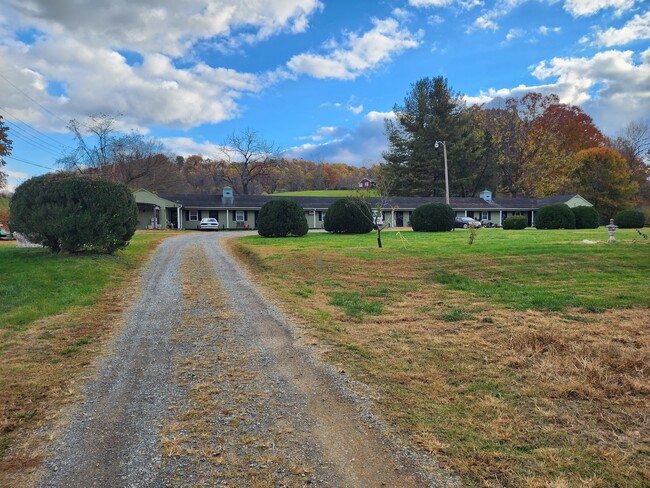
[235,210,245,222]
[189,210,198,221]
[481,211,489,220]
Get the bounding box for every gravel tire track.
[38,232,446,487]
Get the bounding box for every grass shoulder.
[0,230,179,485]
[231,228,650,486]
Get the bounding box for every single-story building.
[133,187,593,230]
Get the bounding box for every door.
[396,211,404,227]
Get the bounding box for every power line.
[6,155,56,171]
[0,107,70,150]
[2,119,65,157]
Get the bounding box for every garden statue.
[606,219,618,243]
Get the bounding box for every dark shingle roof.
[156,193,584,211]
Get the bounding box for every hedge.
[614,209,645,228]
[410,203,454,232]
[503,215,527,229]
[324,197,373,234]
[10,174,137,253]
[571,206,599,229]
[257,199,308,237]
[535,204,576,230]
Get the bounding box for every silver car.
[199,217,219,231]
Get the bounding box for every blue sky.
[1,0,649,191]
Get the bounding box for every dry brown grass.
[0,232,173,488]
[229,239,650,487]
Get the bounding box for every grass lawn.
[0,231,177,482]
[272,189,378,197]
[231,228,650,487]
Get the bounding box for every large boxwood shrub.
[614,209,645,228]
[410,203,454,232]
[257,198,308,237]
[502,215,527,229]
[571,206,599,229]
[10,174,137,253]
[324,197,373,234]
[535,203,576,229]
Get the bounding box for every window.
[189,210,198,221]
[481,211,489,220]
[235,210,245,222]
[318,211,324,222]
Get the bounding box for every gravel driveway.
[39,232,447,487]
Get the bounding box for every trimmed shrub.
[614,209,645,228]
[257,198,308,237]
[502,215,527,229]
[10,174,137,253]
[324,197,373,234]
[411,203,454,232]
[535,203,576,230]
[571,206,599,229]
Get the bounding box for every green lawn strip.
[0,231,173,465]
[241,229,649,311]
[0,232,163,331]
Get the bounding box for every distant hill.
[271,189,378,197]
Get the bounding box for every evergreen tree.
[382,76,493,197]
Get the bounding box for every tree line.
[383,76,649,219]
[52,118,378,196]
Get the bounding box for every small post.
[606,219,618,243]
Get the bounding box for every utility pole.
[435,140,449,204]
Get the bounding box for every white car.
[199,217,219,231]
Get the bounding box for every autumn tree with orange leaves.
[570,147,637,219]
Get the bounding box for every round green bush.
[410,203,454,232]
[614,209,645,228]
[10,174,137,253]
[502,215,527,229]
[257,198,308,237]
[571,206,599,229]
[324,197,373,234]
[535,204,576,230]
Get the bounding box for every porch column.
[226,210,230,230]
[499,210,503,225]
[531,210,535,227]
[177,207,182,230]
[464,210,468,217]
[391,210,395,227]
[313,210,316,228]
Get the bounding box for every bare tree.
[219,128,280,195]
[58,114,119,176]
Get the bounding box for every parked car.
[0,226,13,240]
[454,217,481,229]
[481,219,498,228]
[199,217,219,231]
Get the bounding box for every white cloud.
[348,104,364,114]
[467,49,650,135]
[505,28,525,42]
[7,0,325,57]
[472,15,498,31]
[539,25,561,35]
[159,137,225,158]
[287,17,421,80]
[5,170,32,193]
[0,1,327,132]
[592,11,650,46]
[563,0,636,17]
[283,111,396,164]
[409,0,453,6]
